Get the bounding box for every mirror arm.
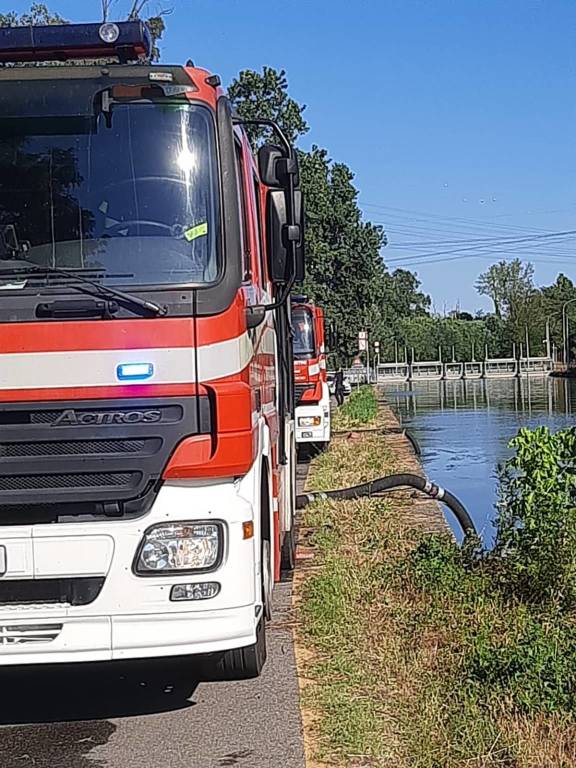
[232,117,292,156]
[236,116,300,326]
[245,272,297,328]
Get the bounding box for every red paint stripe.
[0,383,201,403]
[195,295,246,345]
[0,319,195,353]
[0,313,249,354]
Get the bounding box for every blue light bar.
[0,21,152,64]
[117,363,154,382]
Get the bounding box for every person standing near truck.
[334,367,345,406]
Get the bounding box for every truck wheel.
[281,526,296,571]
[214,615,267,680]
[281,442,297,571]
[262,538,273,620]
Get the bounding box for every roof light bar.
[0,21,152,64]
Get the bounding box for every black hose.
[296,472,477,539]
[403,429,421,456]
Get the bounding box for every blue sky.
[7,0,576,311]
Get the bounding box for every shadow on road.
[2,719,116,768]
[0,660,204,767]
[0,659,201,725]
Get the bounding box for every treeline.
[387,266,576,362]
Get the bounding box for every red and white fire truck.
[0,21,303,677]
[292,298,331,448]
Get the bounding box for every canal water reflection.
[386,377,576,544]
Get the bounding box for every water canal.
[385,377,576,544]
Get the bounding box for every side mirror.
[258,145,283,187]
[258,144,300,189]
[266,189,305,284]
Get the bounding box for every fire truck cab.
[0,21,303,678]
[292,298,331,448]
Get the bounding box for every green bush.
[493,426,576,608]
[467,606,576,713]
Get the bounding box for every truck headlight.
[298,416,321,427]
[134,523,222,575]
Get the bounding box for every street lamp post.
[562,299,576,369]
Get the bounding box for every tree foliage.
[476,259,534,327]
[394,316,494,362]
[229,67,431,364]
[494,426,576,608]
[473,267,576,360]
[228,67,309,148]
[126,0,167,62]
[0,2,66,26]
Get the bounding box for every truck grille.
[294,384,313,403]
[0,439,151,458]
[0,396,211,517]
[0,623,62,645]
[0,472,139,492]
[0,577,104,607]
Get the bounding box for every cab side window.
[234,140,251,280]
[251,173,266,284]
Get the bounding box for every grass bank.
[332,385,378,431]
[297,388,576,767]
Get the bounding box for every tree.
[228,67,309,147]
[476,259,534,320]
[395,316,496,362]
[476,259,537,349]
[451,311,474,321]
[539,273,576,358]
[126,0,169,61]
[0,3,66,26]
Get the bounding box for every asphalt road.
[0,463,310,768]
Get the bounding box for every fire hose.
[296,473,477,539]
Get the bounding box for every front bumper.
[0,480,260,665]
[295,404,331,444]
[0,606,259,665]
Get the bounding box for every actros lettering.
[52,410,162,427]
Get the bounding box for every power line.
[384,229,576,265]
[386,239,576,265]
[360,201,555,236]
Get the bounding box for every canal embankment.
[293,386,576,767]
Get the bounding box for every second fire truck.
[292,298,331,448]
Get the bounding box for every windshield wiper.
[0,264,168,318]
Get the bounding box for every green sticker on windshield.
[184,222,208,242]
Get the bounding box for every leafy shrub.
[493,426,576,608]
[467,606,576,713]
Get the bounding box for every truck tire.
[281,525,296,571]
[214,615,267,680]
[281,443,297,571]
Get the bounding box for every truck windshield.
[0,102,219,287]
[292,307,316,359]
